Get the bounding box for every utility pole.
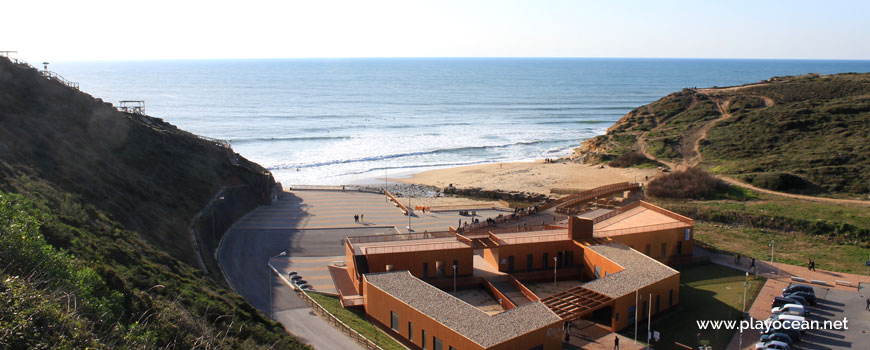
[634,289,638,344]
[407,195,412,232]
[453,264,457,295]
[553,256,558,285]
[268,251,287,319]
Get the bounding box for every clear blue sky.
[3,0,869,62]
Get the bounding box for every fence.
[497,231,569,245]
[363,240,472,255]
[542,182,641,212]
[426,203,505,212]
[294,280,388,349]
[347,231,456,245]
[40,70,79,90]
[594,221,692,237]
[288,184,383,194]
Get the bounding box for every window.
[677,241,683,256]
[615,312,619,321]
[642,301,647,319]
[422,330,427,349]
[527,254,533,271]
[668,289,673,307]
[655,295,661,313]
[627,306,636,323]
[542,253,548,269]
[434,336,443,350]
[661,243,667,257]
[385,264,394,271]
[423,262,429,279]
[685,228,691,240]
[390,312,399,332]
[645,244,651,256]
[408,322,413,340]
[557,251,564,267]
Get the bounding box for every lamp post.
[769,240,775,264]
[553,256,558,285]
[739,272,748,349]
[212,196,225,250]
[407,195,412,232]
[452,264,457,295]
[42,61,49,70]
[268,251,287,319]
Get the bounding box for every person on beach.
[808,258,812,271]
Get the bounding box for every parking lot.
[751,283,868,350]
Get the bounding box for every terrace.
[346,231,472,255]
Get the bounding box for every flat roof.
[365,271,562,348]
[594,206,681,231]
[577,208,613,220]
[580,243,679,298]
[352,237,470,255]
[492,229,570,245]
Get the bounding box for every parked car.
[784,291,817,305]
[295,279,308,285]
[288,271,298,277]
[782,284,815,296]
[781,294,809,306]
[761,327,801,343]
[290,274,303,281]
[772,297,803,309]
[296,283,312,290]
[771,304,805,316]
[754,340,790,350]
[760,332,794,345]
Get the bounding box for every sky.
[3,0,869,62]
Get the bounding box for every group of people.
[733,253,758,272]
[353,214,364,223]
[544,158,558,164]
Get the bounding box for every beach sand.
[394,160,660,196]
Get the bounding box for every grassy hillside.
[577,73,870,197]
[0,58,306,348]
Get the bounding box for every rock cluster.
[441,185,551,203]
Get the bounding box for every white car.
[771,304,805,316]
[755,340,790,350]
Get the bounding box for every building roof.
[348,231,472,255]
[592,202,691,237]
[580,243,679,298]
[492,229,570,245]
[365,271,562,348]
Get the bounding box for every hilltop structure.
[330,194,693,350]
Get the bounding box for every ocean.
[54,58,870,186]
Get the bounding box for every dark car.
[781,294,809,306]
[761,332,794,345]
[761,327,801,343]
[782,284,815,296]
[784,291,817,305]
[772,296,803,309]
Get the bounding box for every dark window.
[408,322,413,340]
[530,345,544,350]
[450,347,456,350]
[627,306,636,323]
[527,254,533,271]
[507,255,515,272]
[669,290,673,307]
[423,262,429,279]
[557,251,564,267]
[676,241,683,256]
[434,336,443,350]
[542,253,548,269]
[390,312,399,332]
[422,329,427,349]
[655,295,660,313]
[661,243,667,257]
[642,301,648,319]
[615,312,619,321]
[645,244,651,256]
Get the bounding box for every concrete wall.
[609,273,680,331]
[609,226,693,263]
[580,245,626,280]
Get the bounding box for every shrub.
[608,151,655,168]
[647,167,723,199]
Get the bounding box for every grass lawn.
[306,292,406,350]
[640,263,765,350]
[694,222,869,274]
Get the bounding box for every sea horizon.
[52,57,870,185]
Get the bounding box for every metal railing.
[426,203,505,212]
[40,70,79,90]
[363,240,472,255]
[384,189,410,215]
[288,185,383,194]
[594,221,691,237]
[497,231,569,245]
[544,182,641,212]
[347,231,455,244]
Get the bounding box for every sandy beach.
[393,160,660,196]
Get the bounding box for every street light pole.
[770,240,775,264]
[407,195,412,232]
[553,256,558,285]
[268,251,287,319]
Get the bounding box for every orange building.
[330,200,692,349]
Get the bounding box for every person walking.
[614,335,619,350]
[865,297,869,311]
[360,214,364,222]
[808,258,812,271]
[750,257,756,272]
[354,214,359,223]
[810,259,816,271]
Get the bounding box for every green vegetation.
[607,151,660,168]
[580,73,870,197]
[646,264,765,350]
[306,292,405,350]
[0,58,304,348]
